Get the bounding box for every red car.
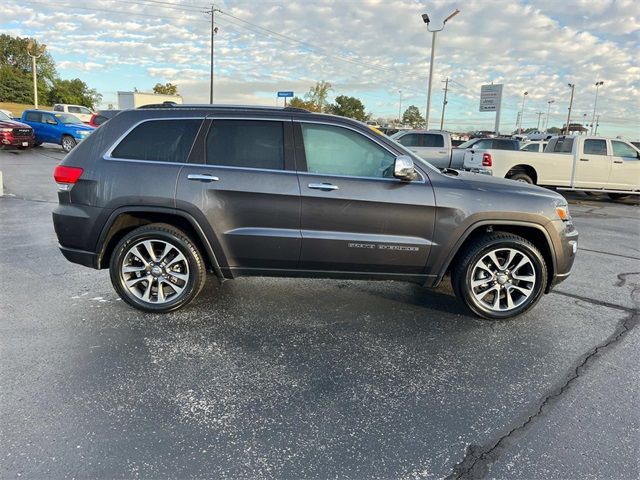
[0,111,35,149]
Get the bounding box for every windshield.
[0,111,11,121]
[55,113,84,125]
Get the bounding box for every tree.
[304,80,332,112]
[288,96,320,112]
[329,95,368,121]
[153,82,178,95]
[47,78,102,109]
[547,126,562,134]
[0,34,57,103]
[402,105,425,128]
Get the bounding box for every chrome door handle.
[187,174,219,182]
[613,160,623,164]
[308,183,339,191]
[438,151,447,154]
[579,158,589,162]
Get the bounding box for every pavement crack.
[578,248,640,261]
[446,310,640,480]
[550,290,634,313]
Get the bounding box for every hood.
[454,170,566,203]
[0,119,32,129]
[69,123,95,131]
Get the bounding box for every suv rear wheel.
[451,233,547,320]
[109,223,206,313]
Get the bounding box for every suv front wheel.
[109,223,206,313]
[451,233,547,320]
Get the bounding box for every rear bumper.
[59,245,99,269]
[464,167,493,175]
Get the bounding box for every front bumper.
[546,218,579,291]
[0,135,35,147]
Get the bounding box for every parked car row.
[0,106,121,152]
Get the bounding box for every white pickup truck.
[463,135,640,197]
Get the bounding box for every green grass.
[0,102,53,118]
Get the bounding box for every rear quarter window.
[110,119,202,163]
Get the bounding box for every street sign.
[479,84,503,112]
[277,91,294,98]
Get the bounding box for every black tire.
[451,233,547,320]
[109,223,206,313]
[608,193,631,200]
[34,141,43,147]
[61,135,76,153]
[508,172,534,184]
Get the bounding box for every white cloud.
[2,0,638,137]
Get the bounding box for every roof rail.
[136,103,311,113]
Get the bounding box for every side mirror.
[394,155,416,181]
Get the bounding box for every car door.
[608,140,640,190]
[175,117,301,273]
[574,138,612,188]
[24,111,45,140]
[40,113,60,143]
[295,121,436,278]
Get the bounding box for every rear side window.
[423,134,444,147]
[397,133,421,147]
[549,137,574,153]
[68,106,81,113]
[206,120,284,170]
[53,105,64,112]
[111,119,202,163]
[584,139,607,155]
[25,112,42,122]
[493,139,517,150]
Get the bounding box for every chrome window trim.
[295,120,426,183]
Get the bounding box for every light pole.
[206,5,221,104]
[421,9,460,130]
[517,91,528,133]
[545,99,554,132]
[26,40,46,109]
[398,90,402,123]
[590,81,603,135]
[565,83,575,135]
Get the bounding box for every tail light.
[482,152,492,167]
[54,165,84,191]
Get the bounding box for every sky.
[2,0,639,139]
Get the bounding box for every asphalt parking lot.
[1,146,639,479]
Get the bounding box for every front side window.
[68,106,81,113]
[206,120,284,170]
[301,123,396,178]
[111,119,202,163]
[584,139,607,155]
[80,107,92,114]
[611,141,638,159]
[43,114,57,125]
[55,113,83,124]
[423,134,444,148]
[522,143,538,152]
[493,139,517,150]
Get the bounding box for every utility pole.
[26,40,46,109]
[206,5,221,104]
[594,114,600,135]
[440,77,449,130]
[535,111,544,130]
[517,91,528,133]
[590,81,604,134]
[398,90,402,123]
[421,9,460,130]
[565,83,575,135]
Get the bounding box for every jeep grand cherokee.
[52,105,578,320]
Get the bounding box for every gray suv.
[52,105,578,320]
